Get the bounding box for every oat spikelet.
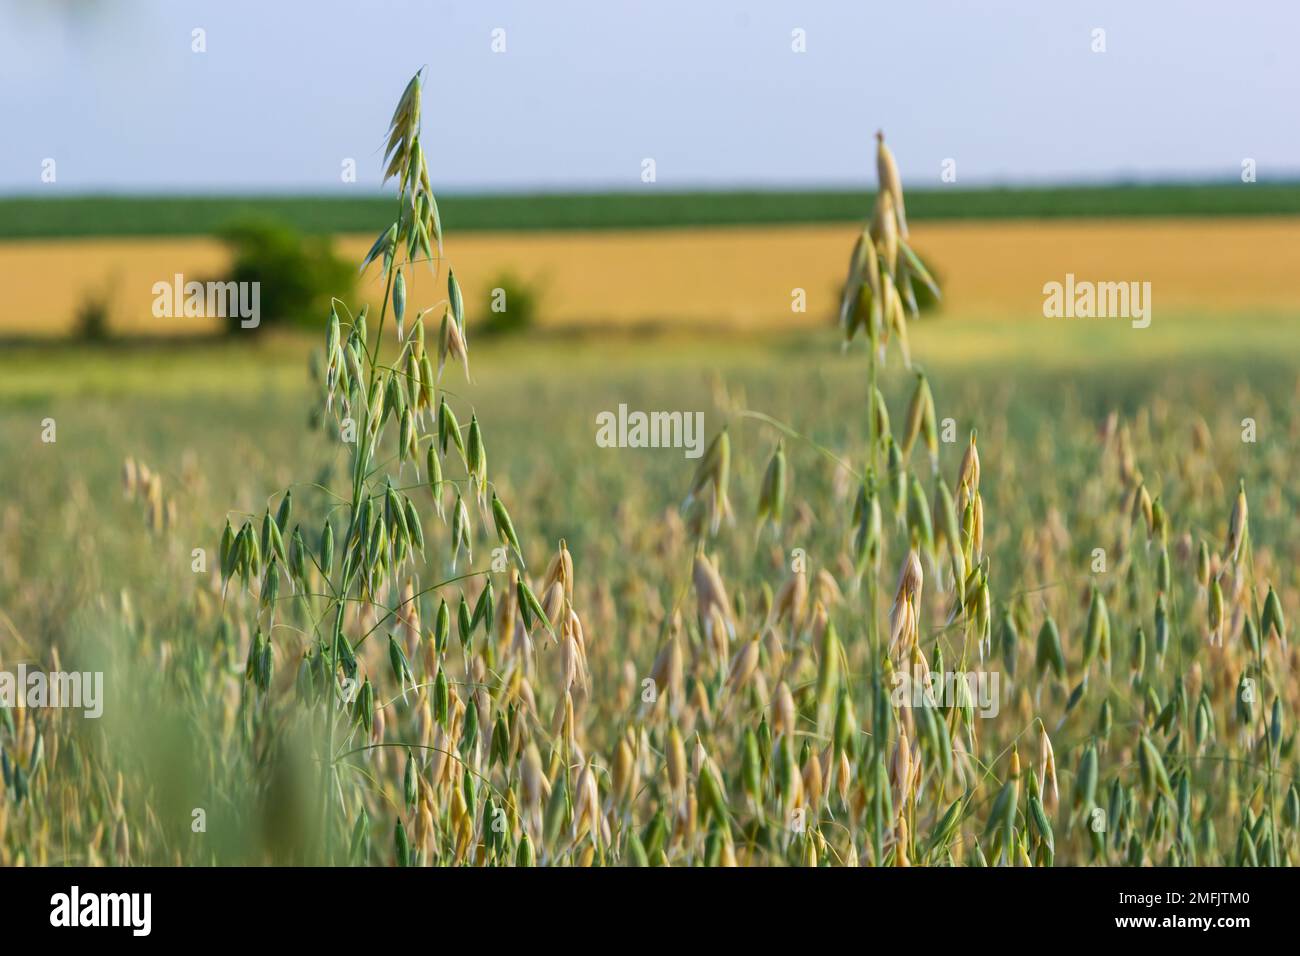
[683,429,733,536]
[871,189,899,277]
[722,633,761,708]
[876,130,908,238]
[571,761,600,843]
[692,551,736,643]
[894,812,910,866]
[769,567,808,631]
[437,309,471,382]
[772,681,797,739]
[1225,479,1248,565]
[1038,722,1059,812]
[666,723,688,805]
[956,430,980,511]
[889,549,924,660]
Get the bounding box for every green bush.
[216,219,353,334]
[74,284,114,342]
[479,271,542,337]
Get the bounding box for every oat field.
[1,74,1297,869]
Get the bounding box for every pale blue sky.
[2,0,1296,193]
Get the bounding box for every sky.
[2,0,1297,194]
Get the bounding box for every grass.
[2,323,1296,865]
[3,182,1299,241]
[1,79,1297,869]
[4,308,1296,399]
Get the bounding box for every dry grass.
[4,217,1300,336]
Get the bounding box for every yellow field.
[2,217,1299,336]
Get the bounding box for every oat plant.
[217,71,540,864]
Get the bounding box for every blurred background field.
[6,184,1300,239]
[4,202,1300,337]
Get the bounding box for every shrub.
[479,270,542,336]
[215,219,353,334]
[73,284,113,341]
